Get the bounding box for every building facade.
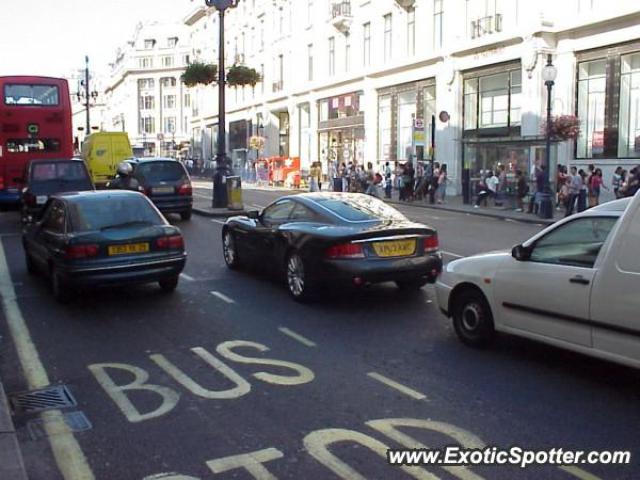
[185,0,640,199]
[105,21,193,157]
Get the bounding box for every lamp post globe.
[206,0,240,208]
[539,54,557,219]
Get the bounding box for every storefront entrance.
[319,127,365,176]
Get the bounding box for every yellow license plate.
[372,239,416,258]
[108,243,149,256]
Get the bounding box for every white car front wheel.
[453,289,495,347]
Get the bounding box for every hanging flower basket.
[249,135,265,151]
[226,65,261,88]
[540,115,581,141]
[180,62,218,87]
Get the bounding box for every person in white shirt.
[475,170,499,207]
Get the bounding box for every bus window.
[6,139,61,153]
[3,84,59,106]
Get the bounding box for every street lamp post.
[539,54,558,219]
[77,56,99,139]
[206,0,240,208]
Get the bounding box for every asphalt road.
[0,190,639,480]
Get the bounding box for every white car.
[436,193,640,369]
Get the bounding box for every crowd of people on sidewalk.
[306,160,449,204]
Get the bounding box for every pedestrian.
[364,162,375,195]
[436,164,448,204]
[565,166,581,217]
[587,163,596,208]
[309,161,321,192]
[429,162,440,204]
[528,162,542,214]
[515,169,528,212]
[577,169,588,212]
[589,168,607,207]
[612,166,623,199]
[556,165,567,210]
[475,170,498,208]
[495,164,507,206]
[384,161,392,199]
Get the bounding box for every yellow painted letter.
[207,447,284,479]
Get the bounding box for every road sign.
[157,133,164,141]
[413,118,424,130]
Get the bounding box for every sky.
[0,0,195,78]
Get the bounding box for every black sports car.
[222,192,442,301]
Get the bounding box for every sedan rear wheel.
[222,230,241,270]
[286,252,314,302]
[50,267,71,304]
[453,290,495,347]
[159,275,179,293]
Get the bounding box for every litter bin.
[333,177,342,192]
[226,176,243,210]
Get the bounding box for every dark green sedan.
[22,190,187,302]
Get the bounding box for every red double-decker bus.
[0,76,73,204]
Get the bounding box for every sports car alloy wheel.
[287,253,305,298]
[223,231,238,269]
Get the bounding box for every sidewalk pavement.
[193,182,557,226]
[0,380,28,480]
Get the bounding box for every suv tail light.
[157,235,184,249]
[177,183,192,195]
[423,234,439,253]
[325,242,364,259]
[65,244,99,259]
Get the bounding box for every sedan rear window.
[135,162,187,183]
[31,162,89,182]
[69,195,164,232]
[314,195,407,222]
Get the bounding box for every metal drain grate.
[27,411,92,440]
[10,385,77,414]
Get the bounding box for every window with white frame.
[140,116,155,134]
[329,37,335,76]
[378,95,392,162]
[163,117,176,134]
[619,52,640,158]
[167,37,178,48]
[363,22,371,66]
[161,56,174,67]
[161,77,177,88]
[144,39,155,49]
[163,95,176,109]
[345,34,351,72]
[138,78,155,89]
[576,59,607,158]
[184,94,191,108]
[139,95,155,110]
[384,14,392,62]
[138,57,153,68]
[433,0,443,49]
[407,8,415,57]
[308,44,314,81]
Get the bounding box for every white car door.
[493,216,619,347]
[590,200,640,364]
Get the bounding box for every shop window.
[618,52,640,158]
[319,93,363,121]
[576,59,606,158]
[397,91,417,160]
[510,70,522,125]
[424,85,437,148]
[464,79,478,130]
[479,73,509,128]
[378,95,392,162]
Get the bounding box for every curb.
[192,207,248,218]
[386,200,556,226]
[0,381,28,480]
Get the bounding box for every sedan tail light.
[325,242,364,259]
[65,244,100,259]
[423,234,439,253]
[177,183,192,195]
[157,235,184,249]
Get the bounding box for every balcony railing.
[272,80,284,93]
[470,14,503,39]
[330,1,352,33]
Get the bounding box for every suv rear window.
[135,161,187,183]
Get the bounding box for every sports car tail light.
[325,243,364,259]
[177,183,192,195]
[423,234,439,253]
[157,235,184,249]
[65,244,99,259]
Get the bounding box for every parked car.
[20,159,94,224]
[436,194,640,369]
[22,190,186,303]
[124,158,193,220]
[222,192,442,301]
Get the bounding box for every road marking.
[560,466,603,480]
[278,327,317,347]
[211,290,236,304]
[442,250,464,258]
[180,273,195,282]
[367,372,427,401]
[0,241,95,479]
[210,218,226,225]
